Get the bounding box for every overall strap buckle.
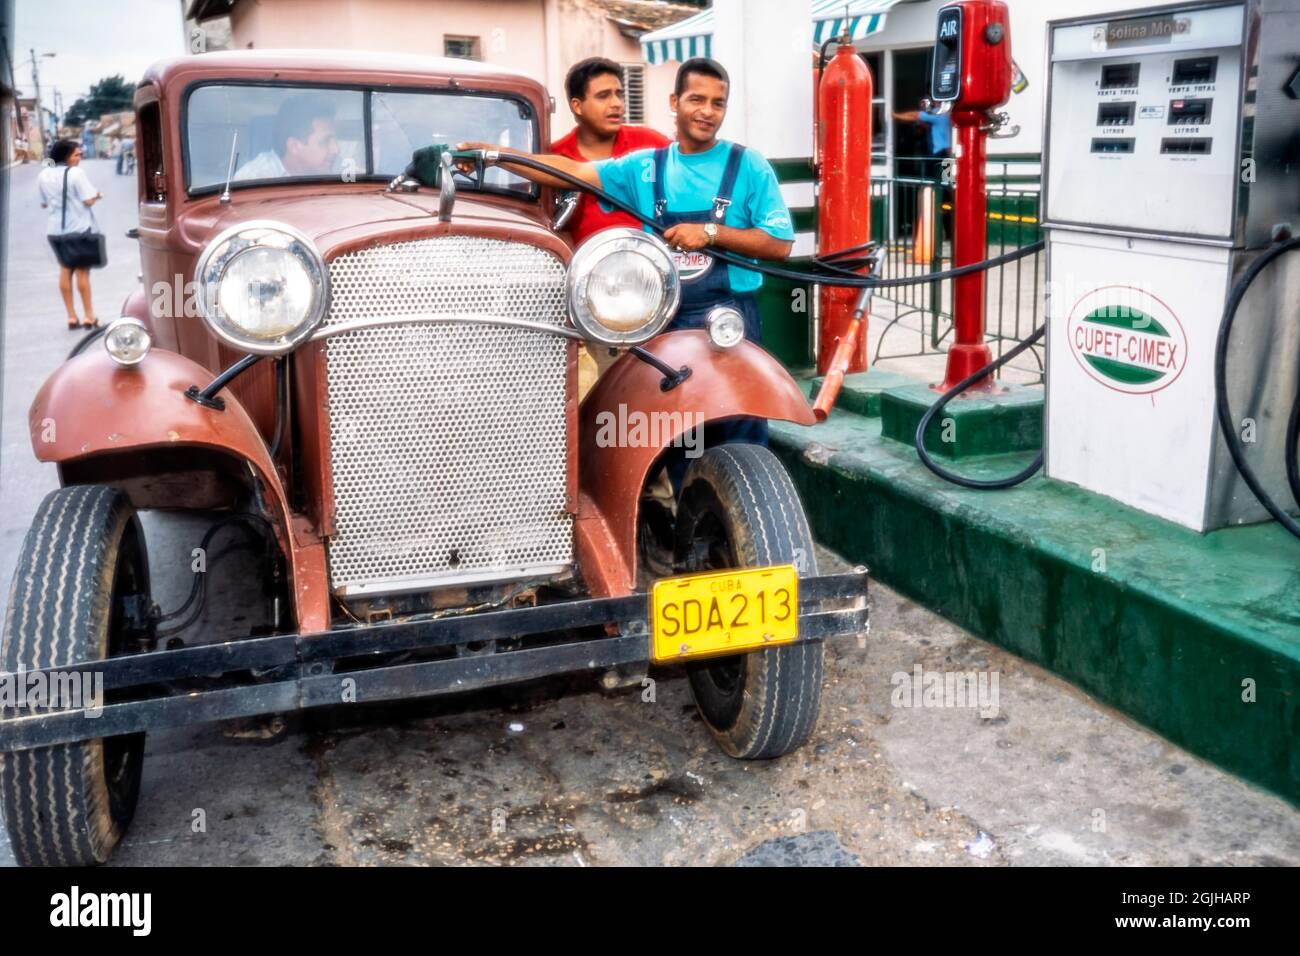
[710,144,746,222]
[651,146,670,222]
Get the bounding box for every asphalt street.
[0,159,1297,867]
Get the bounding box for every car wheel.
[0,486,149,866]
[673,444,823,759]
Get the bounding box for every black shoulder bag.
[50,167,108,269]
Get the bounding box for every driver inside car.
[235,94,342,181]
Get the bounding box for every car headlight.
[706,305,745,350]
[103,317,151,366]
[566,227,679,345]
[195,220,330,355]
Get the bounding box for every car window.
[186,84,537,197]
[370,90,534,194]
[187,86,365,190]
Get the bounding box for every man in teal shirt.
[591,65,795,313]
[463,57,795,339]
[460,57,792,459]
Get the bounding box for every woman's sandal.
[82,319,101,330]
[66,318,80,331]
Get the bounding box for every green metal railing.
[761,153,1044,380]
[869,154,1043,379]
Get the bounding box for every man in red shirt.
[549,57,671,245]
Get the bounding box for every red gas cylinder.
[816,39,872,376]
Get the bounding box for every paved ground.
[1,160,1297,866]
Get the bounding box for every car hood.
[174,187,571,264]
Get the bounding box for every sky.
[12,0,187,112]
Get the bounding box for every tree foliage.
[63,75,134,127]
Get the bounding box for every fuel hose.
[467,149,1051,487]
[1213,234,1300,541]
[473,150,1045,288]
[912,326,1045,489]
[459,152,1300,521]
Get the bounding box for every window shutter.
[621,64,645,124]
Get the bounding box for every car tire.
[0,485,149,866]
[673,444,823,760]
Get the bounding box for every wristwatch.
[703,223,719,246]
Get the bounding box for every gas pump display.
[1044,5,1243,237]
[1042,0,1300,531]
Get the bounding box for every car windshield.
[185,84,537,196]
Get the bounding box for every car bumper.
[0,570,869,752]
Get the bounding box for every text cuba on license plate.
[650,565,798,662]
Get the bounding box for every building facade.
[189,0,700,140]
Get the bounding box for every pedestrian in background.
[893,98,954,239]
[893,97,953,179]
[39,139,103,330]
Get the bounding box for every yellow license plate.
[650,565,799,663]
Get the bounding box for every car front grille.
[321,236,572,595]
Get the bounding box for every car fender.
[577,329,816,595]
[27,346,330,631]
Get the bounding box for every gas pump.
[1041,0,1300,532]
[930,0,1017,392]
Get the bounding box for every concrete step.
[880,382,1044,459]
[810,369,1044,458]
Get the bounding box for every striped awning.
[641,1,902,66]
[640,9,715,66]
[810,0,901,45]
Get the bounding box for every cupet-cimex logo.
[1067,285,1188,394]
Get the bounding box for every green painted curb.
[771,413,1300,804]
[880,383,1044,459]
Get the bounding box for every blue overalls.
[651,143,768,488]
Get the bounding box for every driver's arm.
[456,142,600,191]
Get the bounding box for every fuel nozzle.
[813,278,878,422]
[388,144,485,192]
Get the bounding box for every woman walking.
[38,139,104,330]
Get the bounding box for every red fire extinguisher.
[816,33,873,377]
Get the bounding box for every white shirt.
[233,150,288,182]
[39,164,99,236]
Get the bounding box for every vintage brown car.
[0,51,867,866]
